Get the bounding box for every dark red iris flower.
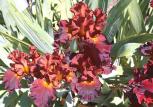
[126,41,153,106]
[57,1,107,44]
[3,46,73,107]
[140,41,153,76]
[3,46,39,92]
[68,43,113,101]
[35,52,68,87]
[127,78,153,106]
[55,2,113,102]
[131,79,153,106]
[69,52,109,101]
[65,70,101,102]
[8,50,29,75]
[71,42,113,74]
[3,2,114,106]
[30,52,75,106]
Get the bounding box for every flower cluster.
[56,1,113,102]
[3,46,73,107]
[126,41,153,107]
[3,2,113,107]
[3,46,39,92]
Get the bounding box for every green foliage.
[70,39,78,53]
[104,0,132,42]
[128,0,145,33]
[111,33,153,58]
[85,0,108,12]
[0,0,153,107]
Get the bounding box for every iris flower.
[3,2,114,106]
[127,41,153,106]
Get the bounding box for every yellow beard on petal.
[91,36,98,43]
[23,66,29,74]
[80,80,95,86]
[43,80,54,89]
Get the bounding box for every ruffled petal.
[3,70,21,92]
[29,45,40,61]
[139,41,153,56]
[94,8,107,31]
[30,79,56,107]
[133,87,153,105]
[133,87,145,104]
[8,50,28,63]
[74,78,101,102]
[141,79,153,93]
[70,2,90,17]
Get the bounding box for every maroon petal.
[70,2,90,17]
[36,55,48,69]
[55,27,69,43]
[96,42,112,53]
[29,45,40,61]
[133,87,145,104]
[151,0,153,7]
[133,87,153,105]
[130,78,153,105]
[94,8,106,31]
[139,41,153,56]
[142,79,153,93]
[71,54,83,65]
[3,70,21,92]
[59,20,69,28]
[8,50,28,63]
[30,79,56,107]
[75,78,101,102]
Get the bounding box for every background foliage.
[0,0,153,107]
